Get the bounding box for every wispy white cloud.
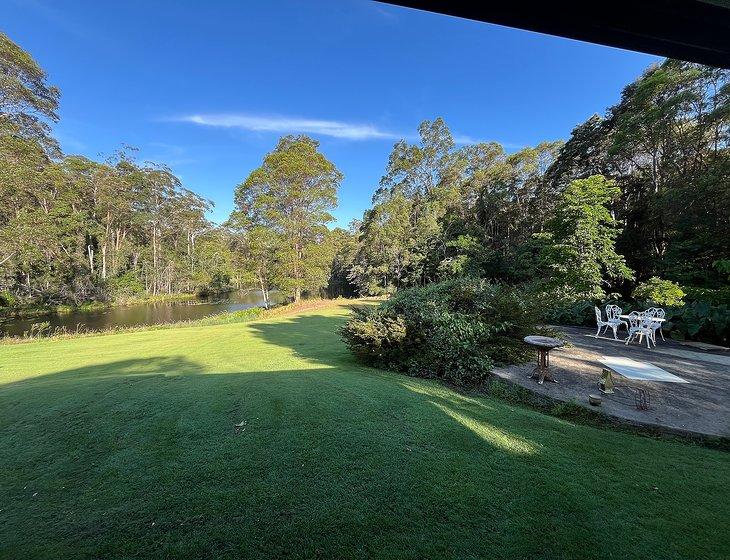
[453,134,480,145]
[176,113,405,141]
[171,112,524,149]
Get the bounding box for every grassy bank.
[111,292,200,306]
[0,300,728,559]
[1,300,109,318]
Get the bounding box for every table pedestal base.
[528,348,557,384]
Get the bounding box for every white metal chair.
[594,306,616,338]
[625,311,654,348]
[605,304,628,339]
[645,307,666,343]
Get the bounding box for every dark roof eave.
[381,1,730,69]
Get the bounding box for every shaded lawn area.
[0,301,728,559]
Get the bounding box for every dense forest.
[1,31,728,344]
[0,32,352,308]
[1,32,225,305]
[348,59,729,298]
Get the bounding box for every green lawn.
[1,301,728,559]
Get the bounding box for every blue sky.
[3,0,659,226]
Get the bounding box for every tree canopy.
[0,31,60,152]
[537,175,633,301]
[0,35,229,306]
[350,59,728,303]
[549,59,730,286]
[231,135,342,301]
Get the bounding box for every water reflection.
[0,290,284,337]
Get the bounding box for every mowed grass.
[0,301,728,559]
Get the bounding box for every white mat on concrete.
[599,356,689,383]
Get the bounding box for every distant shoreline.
[0,291,232,319]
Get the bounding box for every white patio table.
[619,314,666,323]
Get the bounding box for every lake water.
[0,290,284,338]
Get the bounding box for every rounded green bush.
[341,278,541,384]
[633,277,685,307]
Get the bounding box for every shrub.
[665,301,729,346]
[633,277,685,307]
[338,307,407,366]
[0,290,17,308]
[341,278,541,384]
[542,295,636,327]
[544,299,596,326]
[684,286,730,306]
[106,271,145,299]
[544,292,729,346]
[536,276,728,345]
[714,259,730,280]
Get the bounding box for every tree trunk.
[152,225,158,296]
[101,213,110,280]
[293,238,303,302]
[87,245,95,274]
[259,274,269,308]
[101,245,107,280]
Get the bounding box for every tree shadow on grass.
[244,312,358,368]
[0,355,559,558]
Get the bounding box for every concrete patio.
[494,326,730,438]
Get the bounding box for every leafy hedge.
[341,278,542,384]
[664,301,729,345]
[683,286,730,306]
